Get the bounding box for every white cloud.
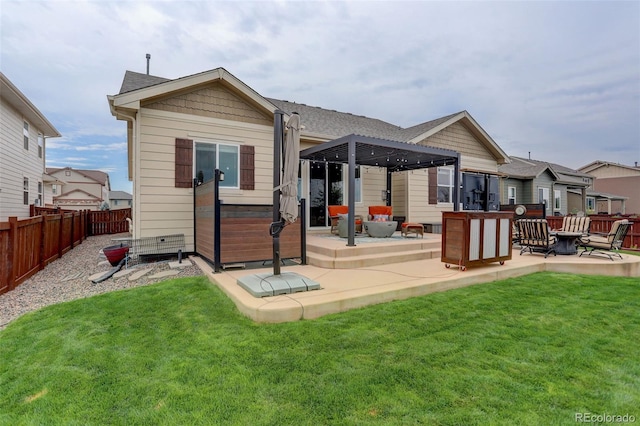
[2,0,638,184]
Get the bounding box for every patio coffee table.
[401,223,424,238]
[551,231,583,255]
[363,221,397,238]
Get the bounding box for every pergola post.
[453,154,461,211]
[386,169,392,206]
[347,136,356,247]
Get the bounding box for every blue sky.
[2,0,639,193]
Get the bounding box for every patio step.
[306,237,442,269]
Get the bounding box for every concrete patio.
[191,233,640,323]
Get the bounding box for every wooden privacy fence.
[31,206,131,236]
[0,211,89,295]
[89,209,131,235]
[545,215,638,249]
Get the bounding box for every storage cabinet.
[441,212,514,270]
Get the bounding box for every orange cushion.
[328,205,348,216]
[369,206,392,216]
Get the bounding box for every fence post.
[58,212,64,259]
[72,212,77,248]
[7,217,17,291]
[39,215,46,271]
[83,210,88,238]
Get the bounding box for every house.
[578,161,639,214]
[46,167,111,211]
[109,190,132,210]
[498,156,593,216]
[0,72,61,221]
[107,68,510,252]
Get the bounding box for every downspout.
[115,109,138,238]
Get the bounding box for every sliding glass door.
[309,163,343,227]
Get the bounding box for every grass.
[1,272,639,425]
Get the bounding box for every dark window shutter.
[428,167,437,205]
[175,138,193,188]
[240,145,255,190]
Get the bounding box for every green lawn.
[1,272,639,425]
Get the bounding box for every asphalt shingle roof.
[47,167,109,185]
[109,190,132,200]
[117,70,462,142]
[119,71,170,94]
[498,156,591,186]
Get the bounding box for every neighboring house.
[108,68,510,251]
[109,190,132,210]
[578,161,639,215]
[0,72,61,221]
[498,156,593,216]
[46,167,111,211]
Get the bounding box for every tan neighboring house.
[46,167,111,211]
[109,190,132,210]
[0,72,62,220]
[107,68,510,252]
[578,161,640,214]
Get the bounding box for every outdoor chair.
[577,219,631,261]
[327,205,362,234]
[517,218,557,258]
[368,206,393,221]
[553,215,590,234]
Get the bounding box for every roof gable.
[110,68,278,117]
[55,188,101,200]
[407,111,509,162]
[579,161,640,175]
[145,81,272,126]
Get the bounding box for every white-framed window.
[23,177,29,205]
[554,189,561,211]
[38,134,44,158]
[538,187,550,212]
[23,121,29,150]
[586,197,596,211]
[52,184,58,195]
[194,141,239,188]
[508,186,517,204]
[37,181,43,206]
[437,166,455,203]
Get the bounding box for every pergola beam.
[300,134,461,246]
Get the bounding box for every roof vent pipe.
[146,53,151,75]
[528,151,531,160]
